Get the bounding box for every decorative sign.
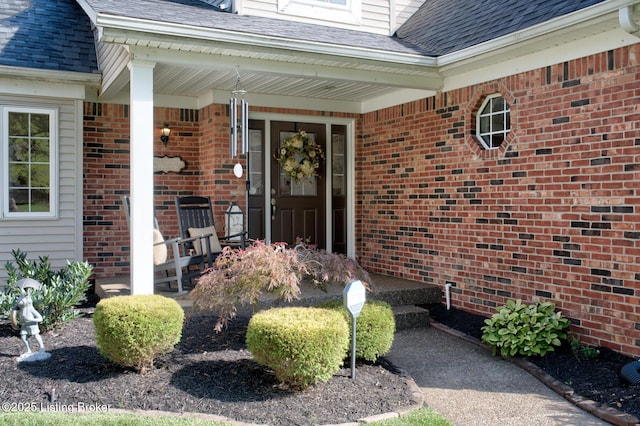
[343,280,366,380]
[153,155,186,174]
[343,280,366,318]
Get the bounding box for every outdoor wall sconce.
[160,124,171,146]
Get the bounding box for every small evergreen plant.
[246,307,349,388]
[93,295,184,374]
[481,299,570,357]
[570,336,600,361]
[0,249,93,330]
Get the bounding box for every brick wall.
[83,104,346,278]
[83,104,203,278]
[357,44,640,356]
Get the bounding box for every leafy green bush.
[481,299,570,357]
[317,299,395,362]
[246,307,349,388]
[0,250,93,330]
[93,295,184,373]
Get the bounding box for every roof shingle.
[395,0,607,56]
[0,0,97,73]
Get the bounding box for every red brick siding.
[357,45,640,356]
[83,105,202,278]
[83,104,355,277]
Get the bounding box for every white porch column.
[128,59,156,295]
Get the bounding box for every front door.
[270,121,326,248]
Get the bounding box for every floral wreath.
[277,130,324,182]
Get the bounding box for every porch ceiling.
[97,29,441,112]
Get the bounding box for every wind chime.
[229,69,248,178]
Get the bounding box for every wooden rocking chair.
[175,195,247,268]
[122,196,212,294]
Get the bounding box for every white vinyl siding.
[0,95,83,281]
[392,0,425,31]
[240,0,392,34]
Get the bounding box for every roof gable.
[0,0,97,73]
[395,0,608,56]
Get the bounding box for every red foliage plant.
[190,241,371,332]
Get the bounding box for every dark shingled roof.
[78,0,431,55]
[395,0,608,56]
[0,0,97,73]
[0,0,612,74]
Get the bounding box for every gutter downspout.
[619,5,640,35]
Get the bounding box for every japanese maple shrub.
[94,295,184,374]
[191,241,307,331]
[317,299,395,362]
[191,241,371,331]
[481,299,570,357]
[246,307,349,388]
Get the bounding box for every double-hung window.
[2,107,57,218]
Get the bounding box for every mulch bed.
[0,295,415,425]
[426,303,640,421]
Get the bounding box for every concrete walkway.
[386,325,610,426]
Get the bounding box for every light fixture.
[225,199,245,244]
[160,124,171,146]
[229,68,248,160]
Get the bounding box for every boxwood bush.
[246,307,349,388]
[481,299,570,357]
[93,295,184,373]
[317,299,395,362]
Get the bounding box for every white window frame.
[2,106,58,219]
[278,0,361,25]
[476,94,510,150]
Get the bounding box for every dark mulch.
[0,294,414,425]
[426,303,640,421]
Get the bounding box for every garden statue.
[10,278,51,362]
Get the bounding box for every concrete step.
[256,276,442,310]
[393,305,431,330]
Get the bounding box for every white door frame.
[249,112,356,259]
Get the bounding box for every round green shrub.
[246,307,349,388]
[317,299,395,362]
[93,295,184,373]
[481,299,571,357]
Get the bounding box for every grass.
[0,408,451,425]
[373,408,453,426]
[0,412,227,426]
